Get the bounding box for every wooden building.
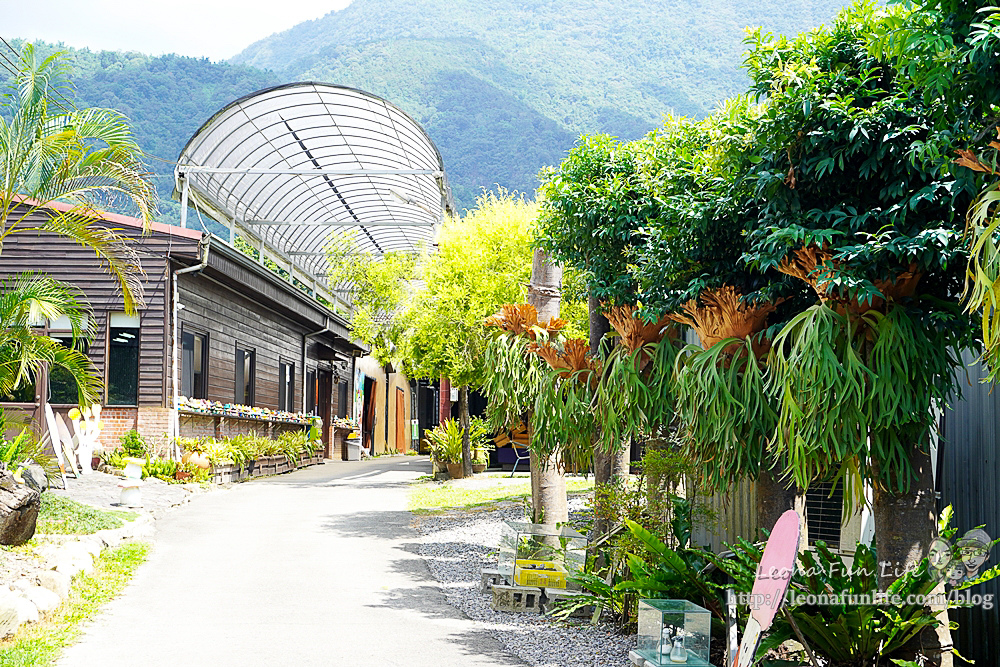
[0,202,362,456]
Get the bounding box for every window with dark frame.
[181,330,208,399]
[48,334,87,405]
[337,381,348,418]
[306,369,317,415]
[235,345,255,405]
[107,313,140,406]
[278,361,295,412]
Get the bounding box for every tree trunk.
[527,248,567,525]
[459,385,472,477]
[590,294,615,532]
[530,450,569,525]
[755,466,797,539]
[873,444,952,666]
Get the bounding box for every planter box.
[212,464,234,485]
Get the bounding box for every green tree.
[0,273,98,405]
[741,4,974,611]
[1,45,155,313]
[327,237,418,366]
[401,190,535,474]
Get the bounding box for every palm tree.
[0,44,156,409]
[0,43,156,314]
[0,272,99,406]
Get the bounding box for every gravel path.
[415,499,634,667]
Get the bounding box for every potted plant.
[424,420,465,479]
[471,449,488,474]
[469,417,494,473]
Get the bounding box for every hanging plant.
[767,304,872,494]
[674,336,776,492]
[605,304,675,353]
[484,302,566,339]
[531,367,597,470]
[595,339,678,452]
[480,332,545,434]
[865,305,961,494]
[667,285,777,354]
[777,244,923,318]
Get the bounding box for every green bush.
[119,430,147,458]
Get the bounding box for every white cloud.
[2,0,352,61]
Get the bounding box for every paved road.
[58,457,523,667]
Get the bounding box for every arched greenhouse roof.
[173,82,454,308]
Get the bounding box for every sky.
[3,0,353,61]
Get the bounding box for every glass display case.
[498,521,587,590]
[636,599,711,666]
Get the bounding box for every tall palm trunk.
[527,248,568,525]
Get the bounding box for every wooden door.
[395,387,406,453]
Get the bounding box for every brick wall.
[94,407,138,451]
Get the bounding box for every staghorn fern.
[674,336,775,491]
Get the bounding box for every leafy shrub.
[710,507,1000,666]
[142,456,178,481]
[425,418,492,464]
[119,430,147,458]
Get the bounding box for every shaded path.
[58,457,523,667]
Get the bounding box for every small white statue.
[67,404,103,475]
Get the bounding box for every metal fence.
[940,349,1000,664]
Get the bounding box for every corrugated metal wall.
[691,478,758,552]
[940,349,1000,664]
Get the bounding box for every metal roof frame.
[173,82,454,311]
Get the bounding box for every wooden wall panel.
[0,208,199,407]
[177,273,305,411]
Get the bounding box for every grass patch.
[35,495,138,535]
[0,541,150,667]
[409,474,594,514]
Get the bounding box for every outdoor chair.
[509,444,530,477]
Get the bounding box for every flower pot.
[182,451,211,470]
[445,462,465,479]
[472,463,487,474]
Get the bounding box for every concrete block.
[491,584,542,614]
[540,587,596,618]
[480,568,506,594]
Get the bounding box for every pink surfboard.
[734,509,801,667]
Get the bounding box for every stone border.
[0,514,155,639]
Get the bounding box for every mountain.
[2,40,280,229]
[8,0,848,220]
[233,0,849,208]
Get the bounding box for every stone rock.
[21,586,60,613]
[37,570,71,599]
[21,465,49,494]
[0,472,40,546]
[0,595,21,639]
[7,593,38,624]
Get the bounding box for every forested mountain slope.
[235,0,847,208]
[7,0,847,218]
